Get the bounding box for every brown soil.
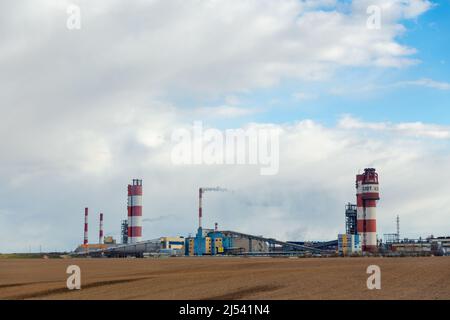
[0,257,449,300]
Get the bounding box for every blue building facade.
[185,227,232,256]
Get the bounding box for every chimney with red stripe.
[356,168,380,253]
[127,179,143,244]
[84,207,89,245]
[99,213,104,244]
[199,188,203,229]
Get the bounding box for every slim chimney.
[99,213,104,244]
[84,207,88,245]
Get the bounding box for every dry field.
[0,257,449,300]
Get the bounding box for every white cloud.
[351,0,432,21]
[397,78,450,90]
[330,77,450,97]
[292,91,318,101]
[0,0,432,99]
[339,115,450,139]
[195,105,261,118]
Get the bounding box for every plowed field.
[1,257,449,300]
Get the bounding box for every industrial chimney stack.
[356,168,380,253]
[84,207,89,245]
[128,179,143,244]
[199,188,203,229]
[99,213,104,244]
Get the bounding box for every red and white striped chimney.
[99,213,104,244]
[128,179,143,244]
[84,207,88,245]
[356,168,380,253]
[199,188,203,229]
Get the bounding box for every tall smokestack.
[215,222,218,232]
[99,213,104,244]
[84,207,88,245]
[396,215,400,242]
[356,168,380,253]
[198,187,226,230]
[128,179,143,244]
[199,188,203,229]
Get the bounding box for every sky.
[0,0,449,252]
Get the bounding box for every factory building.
[185,228,225,256]
[229,237,268,254]
[390,242,431,254]
[186,227,270,256]
[209,231,227,255]
[160,236,185,250]
[338,234,361,255]
[104,236,116,245]
[191,228,213,256]
[158,236,185,256]
[74,243,116,253]
[430,237,450,255]
[385,237,450,256]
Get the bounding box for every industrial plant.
[73,169,450,258]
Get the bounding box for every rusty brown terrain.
[0,257,449,300]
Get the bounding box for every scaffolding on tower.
[345,203,357,235]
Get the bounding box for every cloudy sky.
[1,0,449,252]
